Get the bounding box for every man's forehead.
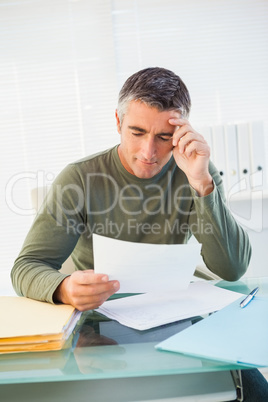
[121,102,181,134]
[126,101,180,117]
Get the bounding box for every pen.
[240,287,259,308]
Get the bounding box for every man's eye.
[159,136,172,142]
[132,132,144,136]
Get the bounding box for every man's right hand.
[53,270,120,311]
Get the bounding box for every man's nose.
[142,137,156,160]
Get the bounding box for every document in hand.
[0,297,81,354]
[156,295,268,367]
[97,282,243,330]
[93,234,202,293]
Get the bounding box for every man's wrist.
[53,276,70,304]
[189,175,214,197]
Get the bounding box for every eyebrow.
[128,125,174,137]
[128,125,147,133]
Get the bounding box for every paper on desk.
[93,234,202,293]
[97,281,243,330]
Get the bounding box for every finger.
[83,280,120,295]
[70,288,117,311]
[181,140,209,158]
[173,126,207,148]
[171,123,194,147]
[169,117,188,126]
[72,270,110,285]
[70,279,120,298]
[176,132,194,154]
[66,276,119,308]
[177,132,205,154]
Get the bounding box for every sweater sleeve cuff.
[189,180,219,210]
[46,272,71,304]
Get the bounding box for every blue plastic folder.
[156,295,268,367]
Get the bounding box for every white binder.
[249,121,266,188]
[224,124,240,192]
[236,123,251,192]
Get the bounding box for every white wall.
[1,0,268,275]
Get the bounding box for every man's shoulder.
[73,146,117,164]
[69,146,118,172]
[54,146,119,186]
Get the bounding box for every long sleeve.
[189,163,251,281]
[11,165,85,303]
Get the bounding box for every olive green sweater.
[11,146,251,303]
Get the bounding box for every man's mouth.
[138,159,157,166]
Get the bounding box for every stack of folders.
[0,296,81,354]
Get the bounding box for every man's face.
[116,101,180,179]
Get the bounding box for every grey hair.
[117,67,191,125]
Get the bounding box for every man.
[12,67,251,309]
[11,67,268,400]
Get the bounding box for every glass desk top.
[0,277,267,385]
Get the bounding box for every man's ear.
[115,109,121,134]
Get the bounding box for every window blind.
[1,0,118,271]
[1,0,268,273]
[111,0,268,126]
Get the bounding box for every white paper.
[97,281,243,330]
[93,234,202,293]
